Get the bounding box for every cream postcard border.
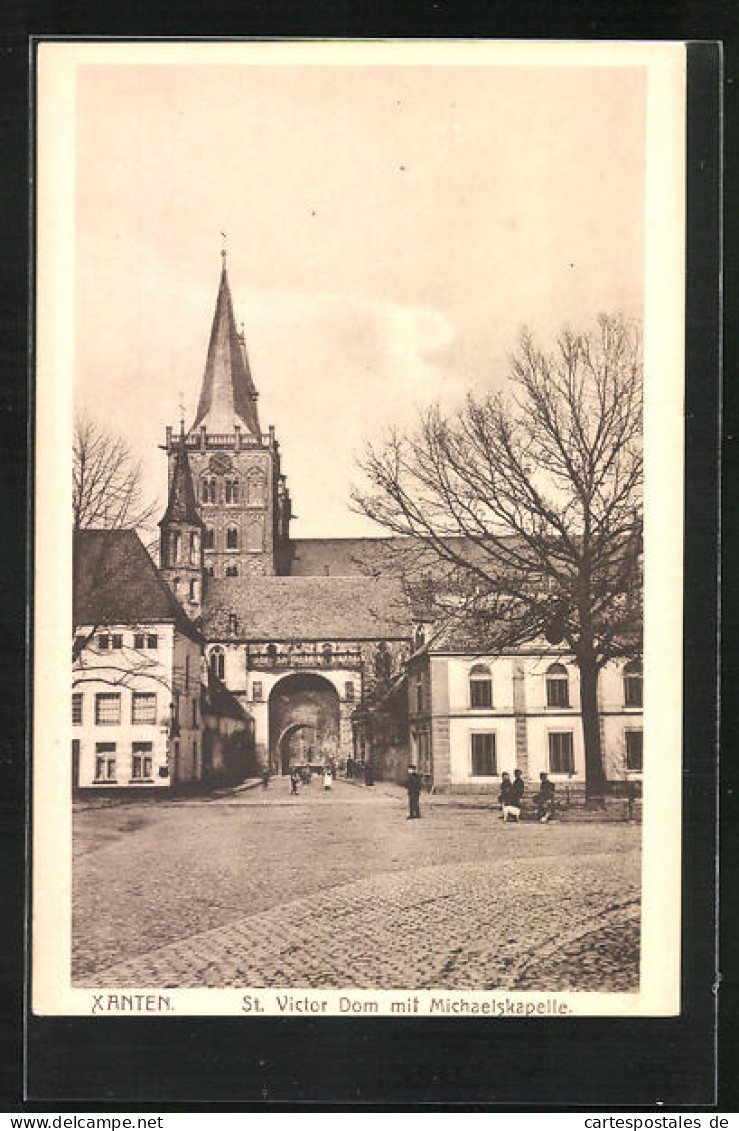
[32,38,686,1017]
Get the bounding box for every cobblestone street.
[73,777,641,992]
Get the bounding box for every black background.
[1,4,729,1112]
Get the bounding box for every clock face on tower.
[209,453,233,475]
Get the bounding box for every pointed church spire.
[190,255,261,437]
[160,428,202,527]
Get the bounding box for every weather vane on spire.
[220,230,227,262]
[178,391,186,435]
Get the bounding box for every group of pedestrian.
[499,770,556,823]
[288,766,333,794]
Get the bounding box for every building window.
[111,633,123,650]
[623,660,643,707]
[226,526,239,549]
[225,478,240,503]
[471,732,496,776]
[246,469,265,506]
[548,731,575,774]
[131,742,153,780]
[416,679,424,713]
[206,565,215,577]
[210,647,225,680]
[204,527,215,550]
[545,663,570,708]
[625,730,643,771]
[202,478,216,503]
[172,531,181,563]
[469,663,493,708]
[192,697,198,727]
[147,634,158,649]
[225,565,238,577]
[95,693,121,726]
[189,532,198,563]
[94,743,116,781]
[72,692,83,725]
[266,643,278,664]
[228,614,238,634]
[134,633,145,650]
[189,579,197,601]
[253,681,263,702]
[345,681,355,702]
[131,692,156,725]
[98,634,109,650]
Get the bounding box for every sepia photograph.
[33,40,685,1017]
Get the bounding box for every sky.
[74,59,646,538]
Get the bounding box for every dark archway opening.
[269,673,340,776]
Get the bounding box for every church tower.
[164,251,292,579]
[159,424,204,617]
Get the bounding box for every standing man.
[405,764,422,820]
[535,771,556,822]
[507,768,525,823]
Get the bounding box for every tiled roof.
[288,538,398,576]
[202,575,412,641]
[190,260,260,437]
[73,529,201,642]
[159,435,203,527]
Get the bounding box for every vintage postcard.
[33,39,685,1018]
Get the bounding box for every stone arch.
[269,672,340,775]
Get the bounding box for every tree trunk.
[579,656,607,807]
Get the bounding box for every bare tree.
[73,414,157,533]
[353,313,643,803]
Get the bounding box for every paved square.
[73,778,640,991]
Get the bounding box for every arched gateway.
[269,673,340,775]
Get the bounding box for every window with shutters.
[469,664,493,708]
[548,731,575,774]
[545,663,570,708]
[625,730,643,771]
[623,660,643,707]
[471,732,496,776]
